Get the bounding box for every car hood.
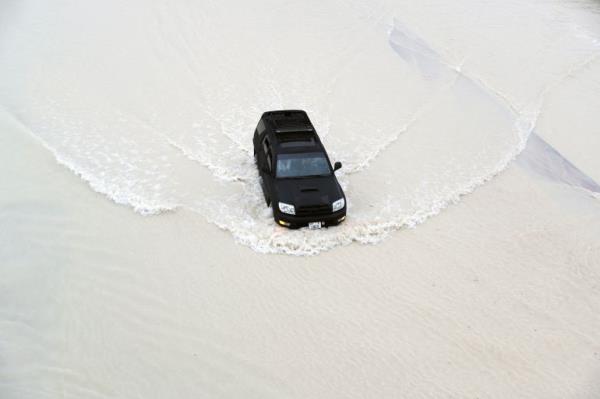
[274,175,343,207]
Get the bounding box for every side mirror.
[333,161,342,172]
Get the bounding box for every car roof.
[261,110,324,154]
[262,110,313,132]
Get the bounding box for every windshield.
[276,152,331,178]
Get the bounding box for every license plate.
[308,222,322,230]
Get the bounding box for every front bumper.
[275,208,347,229]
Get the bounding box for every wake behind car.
[253,110,346,229]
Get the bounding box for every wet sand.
[2,108,600,398]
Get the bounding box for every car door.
[259,136,275,204]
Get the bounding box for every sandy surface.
[2,1,600,397]
[2,108,600,398]
[535,61,600,183]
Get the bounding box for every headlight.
[332,198,345,212]
[278,202,295,215]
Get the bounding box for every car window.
[266,152,273,172]
[262,137,270,157]
[257,120,266,136]
[276,152,331,178]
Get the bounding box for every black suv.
[253,110,346,229]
